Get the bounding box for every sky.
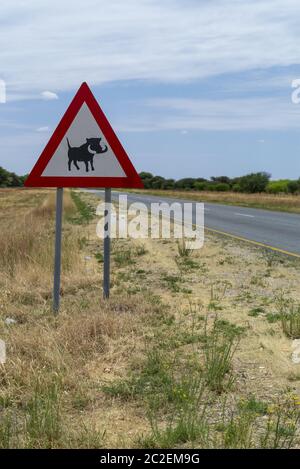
[1,0,300,180]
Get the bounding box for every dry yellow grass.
[129,189,300,213]
[0,189,81,284]
[0,188,300,448]
[0,189,161,447]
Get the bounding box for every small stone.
[84,256,92,261]
[291,339,300,364]
[292,339,300,349]
[0,339,6,364]
[5,317,17,325]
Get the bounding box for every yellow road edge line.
[204,226,300,259]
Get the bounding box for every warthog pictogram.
[67,137,108,172]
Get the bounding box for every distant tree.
[139,172,154,189]
[232,183,241,192]
[211,176,232,186]
[151,176,165,189]
[231,177,241,186]
[174,178,196,190]
[0,166,27,187]
[19,174,28,185]
[162,179,175,190]
[238,172,271,193]
[139,172,153,180]
[137,171,284,194]
[194,181,209,191]
[287,179,300,194]
[0,167,10,187]
[209,183,231,192]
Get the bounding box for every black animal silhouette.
[67,137,108,172]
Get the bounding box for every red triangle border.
[25,82,143,188]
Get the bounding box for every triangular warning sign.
[25,82,143,188]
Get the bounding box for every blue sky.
[1,0,300,180]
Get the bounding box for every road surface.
[90,190,300,257]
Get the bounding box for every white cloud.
[36,126,50,132]
[41,91,58,101]
[1,0,300,96]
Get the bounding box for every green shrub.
[202,317,242,393]
[287,180,300,194]
[280,305,300,339]
[177,240,192,258]
[175,178,198,190]
[266,180,289,194]
[0,166,27,187]
[238,172,270,193]
[194,182,208,191]
[162,179,175,190]
[208,183,230,192]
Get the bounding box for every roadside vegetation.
[140,171,300,195]
[2,167,300,213]
[0,166,27,187]
[0,188,300,448]
[132,171,300,213]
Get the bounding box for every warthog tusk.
[88,145,97,155]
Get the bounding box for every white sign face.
[42,103,126,178]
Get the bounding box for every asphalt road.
[90,190,300,257]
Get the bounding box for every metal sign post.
[53,187,63,313]
[103,188,111,299]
